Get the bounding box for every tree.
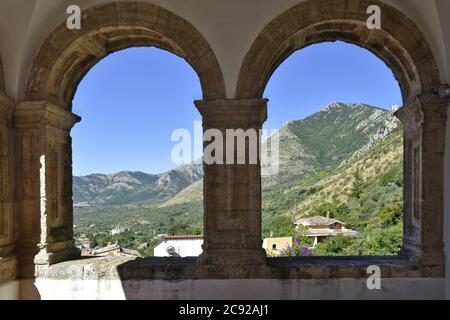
[313,235,356,256]
[262,215,293,238]
[379,202,403,227]
[89,235,98,249]
[295,226,313,246]
[350,167,365,199]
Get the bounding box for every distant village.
[78,212,358,258]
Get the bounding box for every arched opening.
[236,0,445,277]
[261,41,404,257]
[16,2,225,277]
[72,47,204,258]
[236,1,440,102]
[25,3,225,109]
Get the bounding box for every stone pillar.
[0,93,17,283]
[194,99,268,278]
[14,101,80,278]
[396,93,448,276]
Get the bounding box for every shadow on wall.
[117,257,197,300]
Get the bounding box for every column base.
[35,241,80,265]
[196,249,268,278]
[35,248,81,277]
[0,254,17,283]
[401,243,445,277]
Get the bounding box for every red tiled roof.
[163,235,203,240]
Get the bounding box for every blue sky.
[72,42,402,176]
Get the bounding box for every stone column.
[14,101,81,278]
[194,99,268,278]
[396,93,448,276]
[0,93,17,283]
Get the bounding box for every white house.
[294,214,359,247]
[110,226,127,235]
[154,235,203,257]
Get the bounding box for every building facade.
[262,237,293,256]
[154,235,204,257]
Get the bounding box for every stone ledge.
[33,278,446,300]
[267,256,421,279]
[37,256,136,280]
[37,256,427,281]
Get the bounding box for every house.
[110,226,127,235]
[262,237,293,256]
[294,213,359,247]
[154,235,204,257]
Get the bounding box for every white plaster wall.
[154,239,203,257]
[34,278,445,300]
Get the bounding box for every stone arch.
[16,2,227,276]
[25,2,226,110]
[236,0,440,103]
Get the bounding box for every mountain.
[73,103,399,207]
[262,126,403,235]
[73,161,203,207]
[73,102,403,255]
[262,102,399,185]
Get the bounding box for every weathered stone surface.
[38,255,424,281]
[14,102,81,278]
[395,94,448,276]
[0,93,16,283]
[38,256,136,280]
[194,99,269,278]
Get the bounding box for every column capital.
[395,93,448,132]
[14,101,81,131]
[395,99,422,134]
[194,99,268,128]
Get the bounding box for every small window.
[272,244,277,250]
